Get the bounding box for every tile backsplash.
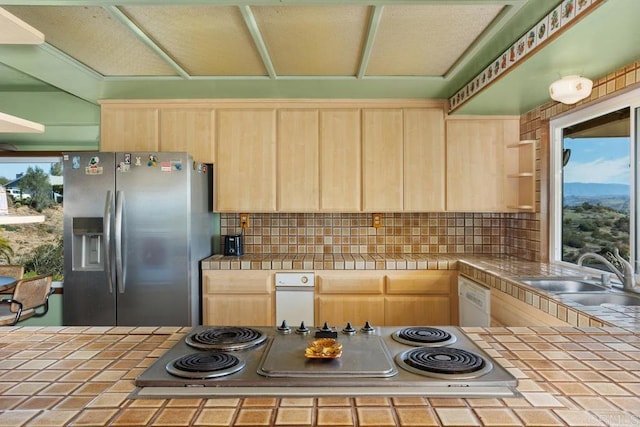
[221,212,512,256]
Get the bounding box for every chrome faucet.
[577,248,636,291]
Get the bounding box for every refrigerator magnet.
[147,155,158,167]
[72,156,80,169]
[161,161,171,172]
[171,160,183,171]
[117,162,130,173]
[135,156,142,167]
[124,153,131,165]
[85,156,103,175]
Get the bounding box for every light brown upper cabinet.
[362,109,404,212]
[403,109,446,211]
[276,109,319,211]
[319,109,361,211]
[159,108,214,164]
[101,106,159,152]
[101,99,457,213]
[100,103,214,163]
[445,116,520,212]
[216,109,276,212]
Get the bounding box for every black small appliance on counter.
[223,234,243,256]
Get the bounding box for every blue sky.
[0,161,59,182]
[563,137,630,184]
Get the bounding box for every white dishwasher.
[275,272,315,327]
[458,276,491,327]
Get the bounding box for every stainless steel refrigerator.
[63,152,217,326]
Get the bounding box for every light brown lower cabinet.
[202,271,273,326]
[317,296,385,327]
[202,269,457,327]
[384,296,451,326]
[490,288,570,327]
[316,270,457,326]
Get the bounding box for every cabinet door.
[202,270,273,325]
[385,296,451,325]
[203,295,273,326]
[490,289,570,327]
[404,109,445,211]
[316,296,385,326]
[101,107,159,152]
[216,109,276,212]
[203,270,272,294]
[446,118,507,211]
[386,271,453,294]
[362,109,403,212]
[317,272,384,294]
[160,108,214,163]
[277,109,319,211]
[319,109,361,211]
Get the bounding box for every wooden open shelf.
[505,140,536,212]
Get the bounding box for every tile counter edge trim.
[458,261,640,332]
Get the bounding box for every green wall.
[18,293,63,326]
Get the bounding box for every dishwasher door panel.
[275,288,315,327]
[458,276,490,327]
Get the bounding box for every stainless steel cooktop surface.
[132,324,519,398]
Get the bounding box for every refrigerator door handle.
[103,190,114,294]
[115,190,126,294]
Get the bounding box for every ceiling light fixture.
[549,75,593,105]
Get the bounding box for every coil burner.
[395,347,493,379]
[166,352,245,379]
[391,327,457,347]
[185,327,267,351]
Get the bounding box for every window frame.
[549,88,640,268]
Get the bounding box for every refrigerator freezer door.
[114,153,193,326]
[63,152,117,325]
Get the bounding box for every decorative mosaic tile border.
[449,0,602,112]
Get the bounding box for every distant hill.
[564,182,629,197]
[563,182,629,211]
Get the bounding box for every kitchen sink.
[517,277,607,293]
[556,292,640,306]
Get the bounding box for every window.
[0,155,64,280]
[550,89,640,273]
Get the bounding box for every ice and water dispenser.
[72,217,105,270]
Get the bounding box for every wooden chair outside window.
[0,265,24,280]
[0,275,53,326]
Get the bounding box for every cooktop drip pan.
[257,334,397,378]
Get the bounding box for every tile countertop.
[203,254,640,333]
[1,326,639,426]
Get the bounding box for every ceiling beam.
[357,5,383,80]
[0,7,44,44]
[0,111,44,133]
[0,43,103,104]
[240,5,277,79]
[104,5,191,79]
